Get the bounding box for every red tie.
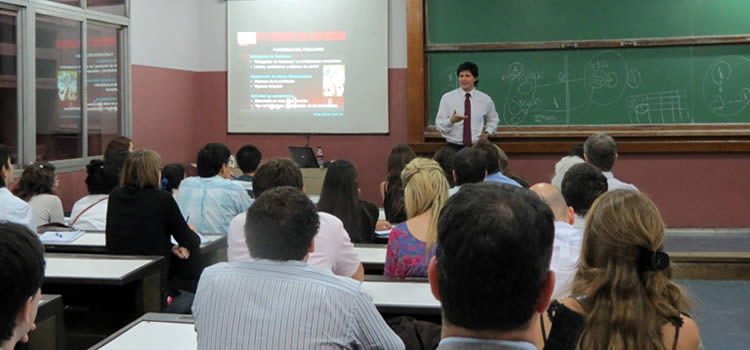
[463,93,472,146]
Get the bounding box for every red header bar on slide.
[256,32,346,42]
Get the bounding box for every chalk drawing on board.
[626,69,642,89]
[703,56,750,117]
[626,90,691,124]
[584,51,629,106]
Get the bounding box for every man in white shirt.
[0,145,34,233]
[561,163,608,232]
[227,157,365,281]
[436,62,499,149]
[531,183,582,299]
[584,132,639,192]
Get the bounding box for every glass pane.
[87,23,121,156]
[0,10,19,166]
[47,0,81,7]
[36,15,82,161]
[87,0,126,17]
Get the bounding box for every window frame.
[1,0,130,174]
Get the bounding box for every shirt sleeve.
[234,189,254,215]
[331,224,361,277]
[227,213,250,262]
[484,95,500,134]
[20,203,36,234]
[435,94,454,134]
[350,291,406,350]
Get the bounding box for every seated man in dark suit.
[0,223,45,349]
[428,183,555,350]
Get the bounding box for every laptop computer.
[288,146,319,168]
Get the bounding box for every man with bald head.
[530,183,581,299]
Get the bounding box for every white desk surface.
[99,321,196,350]
[354,246,387,264]
[361,281,440,309]
[49,232,222,248]
[45,256,153,280]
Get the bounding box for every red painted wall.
[54,65,750,228]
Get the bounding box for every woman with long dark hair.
[317,160,379,243]
[379,144,416,224]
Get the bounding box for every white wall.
[131,0,407,71]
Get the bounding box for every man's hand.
[171,246,190,259]
[449,110,467,124]
[480,131,489,140]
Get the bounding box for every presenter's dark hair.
[0,222,45,342]
[245,187,319,261]
[161,163,185,192]
[453,147,486,186]
[432,146,456,187]
[457,61,480,86]
[252,158,303,197]
[436,182,554,331]
[562,163,608,216]
[196,143,232,177]
[317,160,364,243]
[472,139,500,174]
[0,144,11,187]
[236,145,262,174]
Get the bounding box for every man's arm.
[435,94,455,134]
[484,97,500,134]
[350,292,405,349]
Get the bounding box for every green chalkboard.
[428,45,750,126]
[427,0,750,44]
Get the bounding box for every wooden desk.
[354,243,386,275]
[17,294,66,350]
[90,313,196,350]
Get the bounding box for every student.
[227,158,364,281]
[0,223,45,350]
[193,187,404,349]
[0,145,34,232]
[584,132,639,192]
[561,163,608,231]
[380,144,416,224]
[429,183,555,350]
[177,143,253,234]
[537,190,701,350]
[13,162,64,228]
[69,159,121,231]
[317,160,382,243]
[384,158,449,278]
[104,136,133,159]
[432,145,456,188]
[161,163,185,199]
[448,147,486,196]
[106,150,201,273]
[473,140,521,187]
[232,144,261,198]
[435,61,499,149]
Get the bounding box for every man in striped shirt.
[193,187,404,349]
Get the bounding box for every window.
[36,15,82,161]
[0,0,129,170]
[0,9,18,165]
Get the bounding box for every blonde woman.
[537,190,701,350]
[106,150,200,272]
[384,158,449,277]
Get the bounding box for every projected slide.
[227,0,388,134]
[238,31,346,117]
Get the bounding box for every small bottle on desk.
[316,146,324,168]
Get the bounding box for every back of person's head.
[161,163,185,192]
[317,160,363,242]
[0,144,11,188]
[494,144,510,175]
[434,182,554,331]
[472,139,501,174]
[457,61,479,85]
[569,144,584,158]
[236,145,262,174]
[453,147,486,186]
[432,146,456,187]
[0,223,45,344]
[561,163,607,217]
[551,154,585,190]
[245,186,319,261]
[101,149,128,193]
[584,132,617,171]
[385,145,417,217]
[252,158,303,198]
[401,158,449,249]
[196,143,231,177]
[530,183,570,222]
[120,149,161,189]
[85,160,110,195]
[13,162,56,201]
[104,136,133,158]
[573,190,692,350]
